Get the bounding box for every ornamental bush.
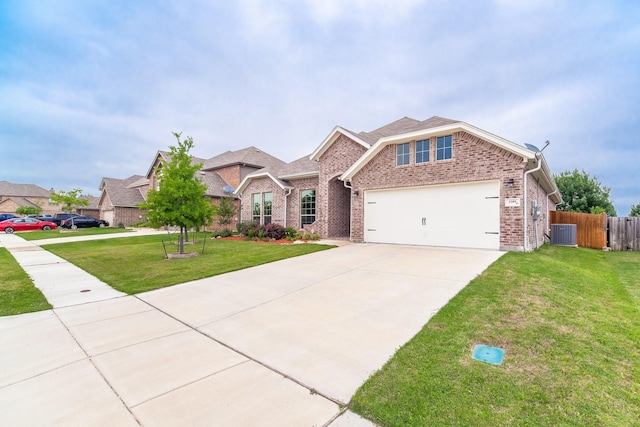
[263,223,286,240]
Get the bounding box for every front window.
[252,193,261,223]
[416,139,430,164]
[263,192,272,224]
[301,189,316,225]
[436,135,453,160]
[396,143,410,166]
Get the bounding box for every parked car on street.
[49,213,81,226]
[0,213,19,221]
[0,218,58,233]
[60,216,109,229]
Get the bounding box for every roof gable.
[310,126,371,161]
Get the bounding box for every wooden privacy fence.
[549,211,607,249]
[608,217,640,251]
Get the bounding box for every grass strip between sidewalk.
[0,248,51,316]
[351,245,640,426]
[43,234,334,294]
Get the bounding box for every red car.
[0,218,58,233]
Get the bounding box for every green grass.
[20,227,133,241]
[351,245,640,426]
[0,248,51,316]
[43,234,334,294]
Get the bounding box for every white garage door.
[364,180,500,249]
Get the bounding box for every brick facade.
[347,131,553,251]
[316,135,368,238]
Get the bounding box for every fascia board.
[310,126,370,161]
[235,172,289,195]
[278,171,320,180]
[341,122,537,182]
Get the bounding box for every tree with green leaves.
[554,169,616,216]
[139,132,216,253]
[629,203,640,217]
[16,205,42,216]
[216,197,237,228]
[50,188,89,212]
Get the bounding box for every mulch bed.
[215,236,293,245]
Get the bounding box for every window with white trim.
[436,135,453,160]
[416,139,430,163]
[252,192,272,224]
[396,143,410,166]
[252,193,261,223]
[300,189,316,225]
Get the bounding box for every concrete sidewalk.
[0,232,503,426]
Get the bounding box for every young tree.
[16,206,42,216]
[629,203,640,217]
[554,169,616,216]
[216,197,237,228]
[50,188,89,212]
[139,132,216,253]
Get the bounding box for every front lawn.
[0,248,51,316]
[20,227,132,241]
[43,234,334,294]
[351,245,640,426]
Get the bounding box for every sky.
[1,1,639,215]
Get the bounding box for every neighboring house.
[101,146,286,230]
[98,175,149,227]
[236,116,562,252]
[0,181,58,215]
[77,195,101,219]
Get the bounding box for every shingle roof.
[196,171,238,198]
[202,146,286,171]
[100,175,147,208]
[358,116,459,144]
[0,181,50,197]
[277,155,319,179]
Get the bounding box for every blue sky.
[1,1,639,215]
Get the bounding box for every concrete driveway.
[0,238,503,426]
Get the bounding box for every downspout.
[344,180,353,242]
[523,153,542,252]
[284,188,292,227]
[546,189,558,241]
[236,194,242,223]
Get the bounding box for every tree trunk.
[178,226,185,254]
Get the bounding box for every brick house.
[99,146,286,229]
[236,116,562,252]
[0,181,59,215]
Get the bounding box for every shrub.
[211,228,233,238]
[264,223,286,240]
[248,229,255,239]
[285,227,297,239]
[303,233,311,240]
[237,221,258,235]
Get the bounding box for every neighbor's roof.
[0,196,40,208]
[0,181,50,198]
[202,146,286,171]
[99,175,147,208]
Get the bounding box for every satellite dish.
[525,143,540,153]
[223,185,235,193]
[525,141,550,153]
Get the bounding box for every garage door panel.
[364,181,500,249]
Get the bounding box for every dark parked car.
[61,216,109,229]
[49,212,81,226]
[0,213,19,221]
